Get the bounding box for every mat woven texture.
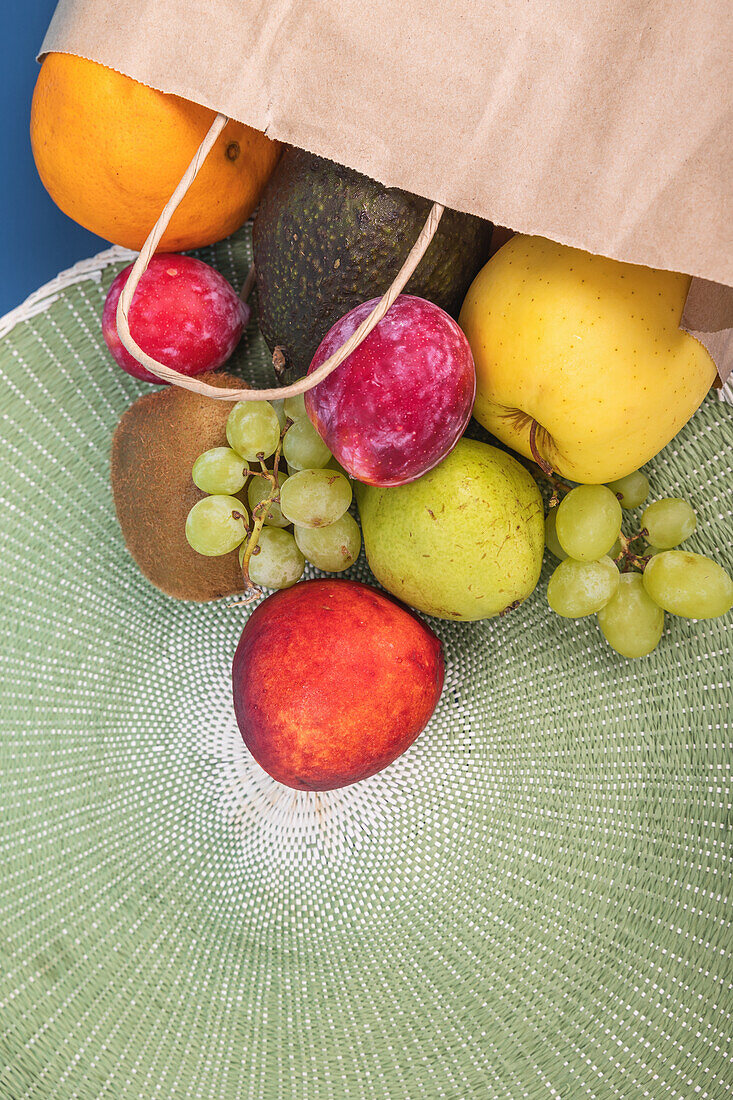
[0,227,731,1100]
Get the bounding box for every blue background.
[0,4,107,317]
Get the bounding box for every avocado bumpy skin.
[253,148,493,377]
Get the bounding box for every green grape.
[284,391,307,421]
[555,484,622,561]
[191,447,248,495]
[326,455,352,479]
[642,551,733,619]
[239,528,304,589]
[597,573,664,657]
[279,469,352,528]
[271,400,287,431]
[609,538,622,562]
[544,507,568,560]
[283,417,332,470]
[605,471,650,509]
[547,556,620,618]
[185,495,248,556]
[294,513,362,572]
[226,400,280,461]
[641,498,697,549]
[247,470,290,528]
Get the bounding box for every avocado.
[253,148,493,377]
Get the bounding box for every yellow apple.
[458,235,717,483]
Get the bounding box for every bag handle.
[116,113,444,402]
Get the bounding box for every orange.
[30,53,281,252]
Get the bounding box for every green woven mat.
[0,227,731,1100]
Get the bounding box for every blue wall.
[0,4,108,316]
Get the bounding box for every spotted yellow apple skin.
[459,236,717,484]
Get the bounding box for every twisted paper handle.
[116,112,444,402]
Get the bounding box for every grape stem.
[237,418,293,599]
[519,456,573,507]
[231,509,251,537]
[614,528,652,573]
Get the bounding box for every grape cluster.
[185,396,361,591]
[545,471,733,657]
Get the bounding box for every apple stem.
[517,455,573,505]
[529,420,554,479]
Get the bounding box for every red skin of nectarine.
[102,254,248,383]
[232,579,444,790]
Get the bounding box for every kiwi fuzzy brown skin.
[111,372,246,601]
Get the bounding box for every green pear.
[358,438,544,621]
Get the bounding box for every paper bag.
[39,0,733,381]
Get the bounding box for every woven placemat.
[0,227,731,1099]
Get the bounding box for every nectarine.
[232,579,444,790]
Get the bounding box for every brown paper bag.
[40,0,733,381]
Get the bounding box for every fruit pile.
[31,54,732,791]
[545,475,733,657]
[185,395,360,592]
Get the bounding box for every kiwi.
[111,372,246,601]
